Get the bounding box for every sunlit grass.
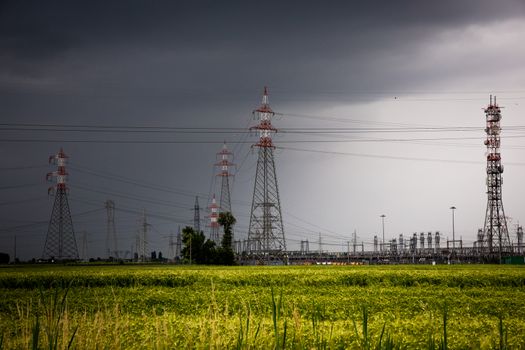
[1,264,525,348]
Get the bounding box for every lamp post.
[450,206,456,252]
[380,214,386,252]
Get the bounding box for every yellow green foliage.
[1,264,525,349]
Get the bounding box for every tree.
[217,212,236,265]
[181,226,216,264]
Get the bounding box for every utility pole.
[380,214,386,252]
[450,206,456,252]
[13,234,16,264]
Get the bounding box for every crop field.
[1,264,525,349]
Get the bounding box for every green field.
[1,264,525,349]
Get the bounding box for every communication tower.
[482,96,512,258]
[247,87,286,259]
[42,148,79,260]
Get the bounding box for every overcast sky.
[1,0,525,260]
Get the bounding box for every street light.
[450,206,456,251]
[380,214,386,252]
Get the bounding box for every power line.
[279,146,525,166]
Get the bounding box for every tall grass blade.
[31,312,40,350]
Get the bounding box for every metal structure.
[380,214,386,251]
[450,206,456,251]
[247,87,286,260]
[42,148,79,261]
[216,143,235,213]
[482,96,512,258]
[105,200,118,259]
[137,209,148,262]
[208,194,220,244]
[193,196,201,233]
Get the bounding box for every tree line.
[181,212,236,265]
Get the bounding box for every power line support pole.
[140,209,148,262]
[208,195,220,244]
[247,87,286,263]
[193,196,201,233]
[105,200,118,259]
[380,214,386,252]
[42,148,79,261]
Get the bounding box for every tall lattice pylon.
[216,143,235,213]
[247,87,286,260]
[105,200,118,259]
[193,196,201,233]
[215,143,235,245]
[208,194,220,244]
[482,95,512,259]
[138,209,149,262]
[42,148,79,261]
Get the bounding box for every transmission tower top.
[46,147,69,194]
[251,86,277,148]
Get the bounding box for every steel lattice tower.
[482,96,512,258]
[216,143,235,213]
[247,87,286,259]
[42,148,79,261]
[193,196,201,233]
[139,209,148,262]
[208,194,220,244]
[105,200,118,259]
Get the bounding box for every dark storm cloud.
[1,1,525,260]
[1,0,525,95]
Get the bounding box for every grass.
[1,264,525,348]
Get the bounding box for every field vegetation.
[1,264,525,349]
